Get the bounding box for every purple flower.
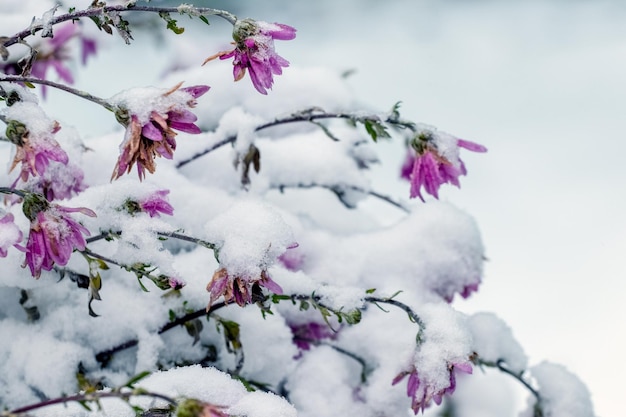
[0,23,98,97]
[206,267,282,308]
[0,212,24,257]
[289,321,337,351]
[278,242,304,271]
[111,83,210,180]
[18,160,86,201]
[393,361,473,414]
[6,117,69,185]
[22,194,96,278]
[203,19,296,94]
[401,127,487,201]
[139,190,174,218]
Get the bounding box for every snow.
[0,1,610,417]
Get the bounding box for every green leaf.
[344,309,362,325]
[199,15,210,26]
[363,119,391,142]
[217,318,241,352]
[124,371,151,389]
[365,288,376,294]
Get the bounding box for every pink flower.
[393,361,473,414]
[111,83,210,180]
[206,267,282,308]
[139,190,174,218]
[5,116,69,185]
[401,128,487,201]
[22,194,96,278]
[0,212,24,257]
[0,23,97,97]
[18,160,86,201]
[289,321,337,351]
[204,19,296,94]
[278,242,304,271]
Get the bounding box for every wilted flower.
[206,267,283,309]
[17,159,86,201]
[3,104,69,185]
[21,193,96,278]
[203,19,296,94]
[0,212,24,257]
[139,189,174,217]
[393,361,473,414]
[401,126,487,201]
[111,82,209,180]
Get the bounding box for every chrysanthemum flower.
[21,193,95,278]
[110,83,210,180]
[203,19,296,94]
[401,125,487,201]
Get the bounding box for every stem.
[0,187,27,198]
[176,109,414,169]
[2,5,237,49]
[274,182,410,214]
[0,75,114,111]
[156,231,216,250]
[96,303,226,365]
[9,389,177,415]
[364,296,425,342]
[495,360,542,402]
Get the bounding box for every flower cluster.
[204,19,296,94]
[138,189,175,218]
[111,83,210,180]
[21,193,95,278]
[401,125,487,201]
[206,267,283,308]
[393,361,473,414]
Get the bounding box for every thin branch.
[96,303,226,365]
[8,389,177,415]
[2,5,237,49]
[0,75,114,110]
[156,231,216,250]
[176,109,415,168]
[495,360,542,402]
[0,186,27,198]
[273,182,410,213]
[364,296,425,342]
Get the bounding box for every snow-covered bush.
[0,2,594,417]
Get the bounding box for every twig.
[8,389,177,415]
[0,75,114,111]
[176,109,415,168]
[96,303,227,365]
[2,5,237,49]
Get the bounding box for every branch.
[96,303,226,365]
[0,75,114,110]
[2,5,237,49]
[273,182,410,213]
[176,108,415,168]
[0,186,27,198]
[7,388,177,416]
[364,296,425,342]
[495,360,542,402]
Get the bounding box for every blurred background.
[43,0,625,415]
